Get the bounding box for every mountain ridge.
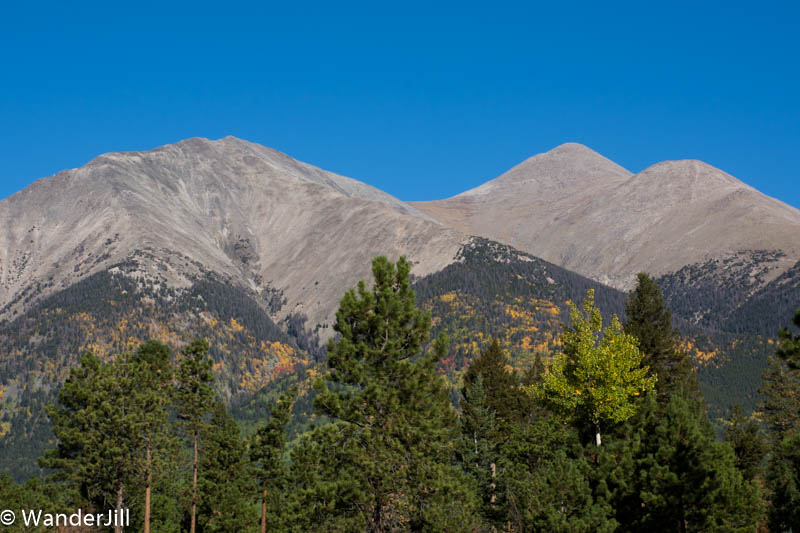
[412,143,800,290]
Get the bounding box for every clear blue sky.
[1,1,798,207]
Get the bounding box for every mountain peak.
[449,142,631,200]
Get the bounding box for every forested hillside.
[1,237,787,481]
[0,260,321,480]
[4,255,797,531]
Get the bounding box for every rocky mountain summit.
[412,143,800,291]
[0,137,465,330]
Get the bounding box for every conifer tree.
[311,256,480,531]
[537,289,656,446]
[458,374,501,523]
[502,410,613,532]
[724,405,768,483]
[198,401,255,533]
[761,307,800,530]
[624,273,694,399]
[251,386,296,533]
[132,340,174,533]
[462,338,523,432]
[175,339,215,533]
[43,352,150,533]
[618,392,763,532]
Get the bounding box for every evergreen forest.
[1,254,799,532]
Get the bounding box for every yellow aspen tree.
[534,289,656,446]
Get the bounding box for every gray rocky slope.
[412,143,800,289]
[0,137,465,330]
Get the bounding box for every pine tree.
[198,402,255,533]
[462,338,524,432]
[311,256,481,531]
[766,432,800,532]
[624,273,694,399]
[131,340,175,533]
[42,352,144,533]
[251,386,296,533]
[761,307,800,530]
[603,392,763,532]
[457,374,501,523]
[537,289,656,446]
[502,411,615,532]
[724,405,768,483]
[175,339,215,533]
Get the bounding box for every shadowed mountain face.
[412,143,800,290]
[0,137,465,330]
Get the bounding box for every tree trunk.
[191,430,198,533]
[261,487,267,533]
[371,495,383,533]
[115,482,124,533]
[595,431,602,447]
[144,443,151,533]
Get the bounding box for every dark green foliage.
[760,308,800,441]
[0,473,74,532]
[41,352,142,513]
[176,339,216,433]
[603,392,763,532]
[656,252,799,336]
[198,402,256,533]
[762,308,800,531]
[511,450,616,533]
[461,338,526,432]
[766,432,800,532]
[457,374,501,523]
[310,256,481,531]
[501,411,614,532]
[625,273,694,398]
[251,386,297,532]
[724,405,768,482]
[175,338,216,533]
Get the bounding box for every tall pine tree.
[310,256,480,532]
[198,402,255,533]
[251,386,296,533]
[761,307,800,531]
[175,339,215,533]
[624,272,693,399]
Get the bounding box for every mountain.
[1,137,796,480]
[0,136,464,330]
[411,143,800,291]
[0,136,470,479]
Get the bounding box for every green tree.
[457,374,501,524]
[618,392,763,532]
[175,339,215,533]
[766,432,800,532]
[761,307,800,530]
[198,401,255,533]
[311,255,480,532]
[501,409,615,532]
[250,386,296,533]
[41,352,142,533]
[624,272,694,399]
[462,338,525,432]
[131,340,175,533]
[536,289,656,446]
[724,405,768,483]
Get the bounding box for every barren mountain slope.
[0,137,464,329]
[412,143,800,289]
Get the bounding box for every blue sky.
[1,1,798,207]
